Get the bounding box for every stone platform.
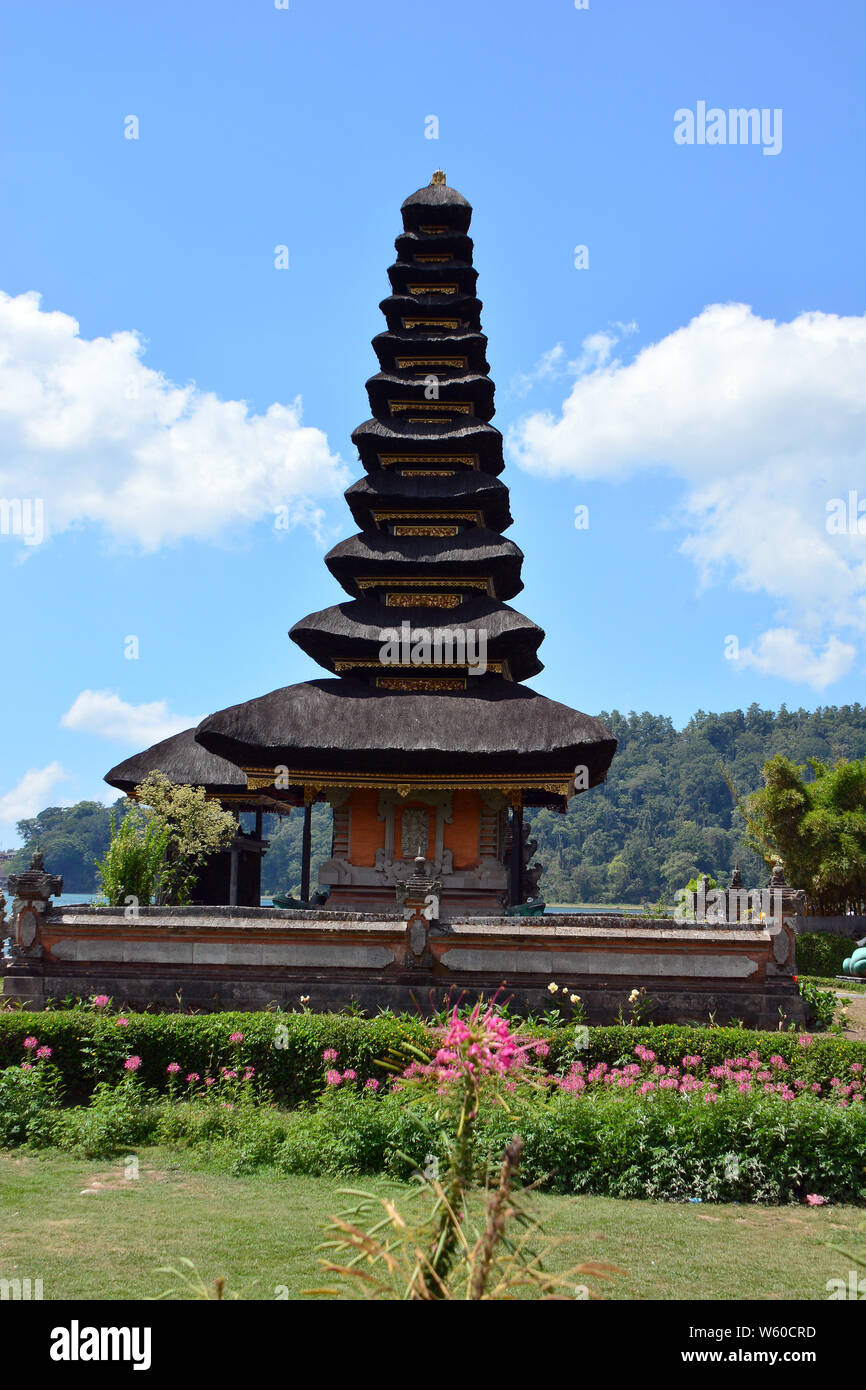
[3,904,806,1027]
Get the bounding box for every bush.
[1,1012,865,1102]
[795,931,856,979]
[0,1062,64,1148]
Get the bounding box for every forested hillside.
[5,704,866,903]
[531,703,866,903]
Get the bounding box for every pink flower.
[92,994,110,1008]
[364,1078,380,1091]
[229,1031,244,1043]
[325,1069,342,1086]
[805,1194,827,1206]
[123,1055,141,1072]
[243,1067,255,1080]
[166,1062,181,1074]
[533,1041,550,1057]
[186,1072,200,1083]
[221,1069,237,1080]
[205,1077,216,1087]
[115,1017,129,1027]
[322,1049,338,1061]
[342,1068,357,1081]
[20,1062,33,1072]
[797,1034,813,1048]
[23,1036,38,1050]
[35,1046,52,1060]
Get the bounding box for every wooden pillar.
[510,798,523,907]
[254,808,263,840]
[229,845,239,907]
[300,790,313,903]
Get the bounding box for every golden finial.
[431,169,446,185]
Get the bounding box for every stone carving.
[6,847,63,960]
[401,807,429,860]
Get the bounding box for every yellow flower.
[547,982,558,994]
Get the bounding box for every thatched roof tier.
[380,294,482,335]
[324,528,524,601]
[104,728,292,811]
[394,230,473,263]
[195,678,615,791]
[289,597,544,681]
[344,471,512,533]
[387,263,478,298]
[371,331,490,376]
[365,372,495,423]
[400,179,472,234]
[351,418,505,475]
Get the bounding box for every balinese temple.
[104,728,284,906]
[191,172,617,914]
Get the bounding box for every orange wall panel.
[348,789,385,867]
[445,790,482,869]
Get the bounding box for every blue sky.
[1,0,864,844]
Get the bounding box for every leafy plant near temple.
[730,754,866,915]
[94,804,171,907]
[94,774,236,907]
[135,772,237,905]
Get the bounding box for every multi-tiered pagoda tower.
[195,173,616,914]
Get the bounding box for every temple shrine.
[105,173,617,915]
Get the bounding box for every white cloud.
[0,290,350,550]
[60,690,201,745]
[735,629,856,691]
[0,762,67,830]
[508,304,866,686]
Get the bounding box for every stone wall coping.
[48,905,405,923]
[47,913,407,938]
[441,920,772,945]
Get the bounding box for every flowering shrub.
[551,1044,863,1107]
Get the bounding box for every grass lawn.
[1,1147,863,1301]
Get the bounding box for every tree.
[742,755,866,914]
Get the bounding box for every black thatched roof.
[289,597,544,681]
[371,330,490,375]
[344,471,512,533]
[104,728,251,801]
[365,373,495,423]
[400,179,472,234]
[380,294,482,334]
[351,418,505,475]
[324,528,524,601]
[196,678,615,787]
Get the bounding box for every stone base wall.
[2,905,805,1028]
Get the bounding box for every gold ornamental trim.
[373,510,481,525]
[356,576,493,594]
[407,283,458,296]
[418,224,447,234]
[378,455,478,469]
[394,525,459,536]
[243,767,574,798]
[332,660,506,675]
[389,400,472,415]
[394,357,468,369]
[413,255,450,265]
[405,469,456,477]
[401,317,459,330]
[385,592,461,608]
[377,677,466,692]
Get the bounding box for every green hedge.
[1,1011,864,1102]
[795,931,857,979]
